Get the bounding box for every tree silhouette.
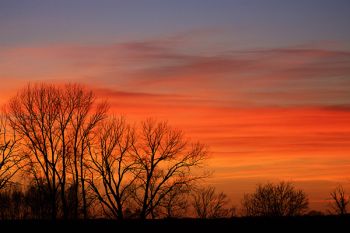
[156,184,190,218]
[192,186,233,218]
[329,185,349,215]
[131,119,207,219]
[6,83,107,219]
[241,182,309,217]
[86,117,138,219]
[66,84,108,219]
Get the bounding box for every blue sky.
[1,0,350,48]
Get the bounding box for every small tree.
[157,185,190,218]
[329,185,349,215]
[192,186,232,218]
[241,181,308,217]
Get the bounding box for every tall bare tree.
[192,186,232,218]
[131,119,207,219]
[0,115,22,190]
[7,84,60,219]
[86,117,138,219]
[329,185,349,215]
[241,182,309,217]
[6,83,107,219]
[66,84,108,219]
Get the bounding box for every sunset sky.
[1,0,350,211]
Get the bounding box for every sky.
[1,0,350,211]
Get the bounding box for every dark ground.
[0,216,349,233]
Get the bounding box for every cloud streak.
[5,38,350,108]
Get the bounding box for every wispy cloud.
[2,38,350,107]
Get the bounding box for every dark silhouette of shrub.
[241,181,309,217]
[329,185,349,215]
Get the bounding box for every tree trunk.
[80,157,88,219]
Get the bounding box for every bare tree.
[241,182,309,217]
[7,84,64,219]
[157,185,190,218]
[329,185,349,215]
[131,119,207,219]
[192,186,232,218]
[86,117,138,219]
[65,84,108,219]
[6,83,107,219]
[0,115,22,190]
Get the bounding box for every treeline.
[0,83,349,220]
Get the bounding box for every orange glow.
[90,90,350,210]
[1,42,350,211]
